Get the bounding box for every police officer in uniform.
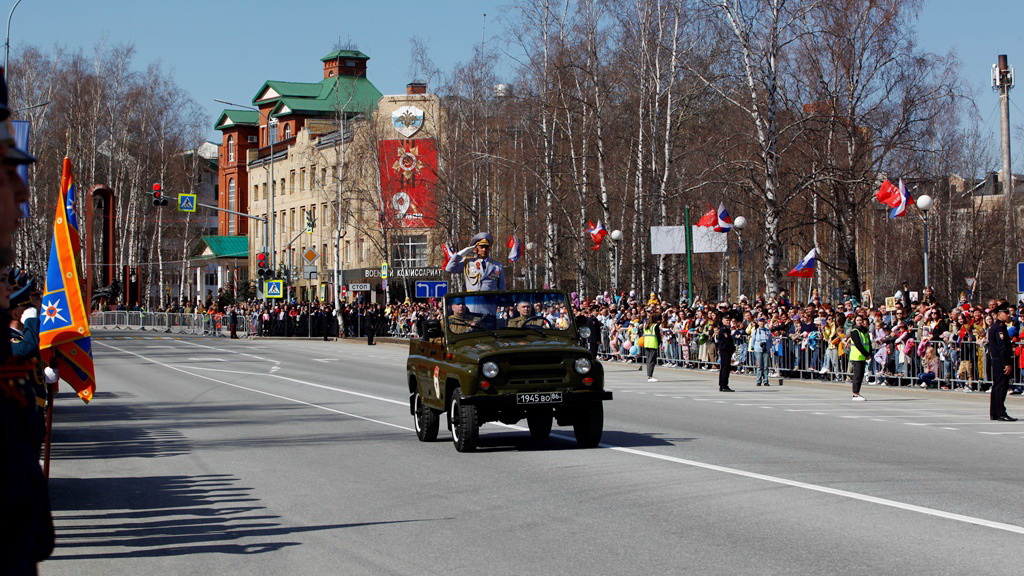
[716,312,736,392]
[988,301,1017,421]
[0,65,54,574]
[445,232,506,292]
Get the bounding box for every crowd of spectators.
[582,284,1024,394]
[103,280,1024,395]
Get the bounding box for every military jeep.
[406,289,612,452]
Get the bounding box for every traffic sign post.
[415,281,449,299]
[265,279,284,299]
[177,193,197,212]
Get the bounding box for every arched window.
[228,179,236,234]
[283,124,292,140]
[227,135,235,162]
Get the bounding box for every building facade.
[215,50,444,303]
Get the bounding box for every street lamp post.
[4,0,25,76]
[917,195,933,289]
[610,229,622,297]
[733,216,746,299]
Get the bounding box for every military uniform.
[447,313,481,334]
[507,315,543,328]
[445,232,506,292]
[0,68,53,574]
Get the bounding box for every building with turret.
[215,50,444,303]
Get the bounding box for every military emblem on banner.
[391,105,425,138]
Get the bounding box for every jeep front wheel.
[413,391,440,442]
[526,408,553,442]
[573,402,604,448]
[449,389,479,452]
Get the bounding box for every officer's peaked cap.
[471,232,493,246]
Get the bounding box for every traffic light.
[304,210,316,234]
[256,251,268,278]
[152,183,168,206]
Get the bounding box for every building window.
[358,238,365,263]
[228,179,236,235]
[392,234,428,268]
[253,185,259,202]
[284,124,292,140]
[300,168,306,191]
[227,135,235,163]
[345,240,351,263]
[268,120,279,144]
[289,171,295,194]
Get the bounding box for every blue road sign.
[1018,262,1024,293]
[265,279,284,299]
[415,281,448,299]
[178,193,197,213]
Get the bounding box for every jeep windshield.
[445,291,573,336]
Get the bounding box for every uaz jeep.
[406,290,612,452]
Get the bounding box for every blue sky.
[6,0,1023,145]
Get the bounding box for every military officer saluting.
[445,232,506,292]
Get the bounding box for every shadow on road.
[468,428,685,452]
[49,473,430,560]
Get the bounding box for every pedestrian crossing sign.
[265,279,284,298]
[178,193,197,212]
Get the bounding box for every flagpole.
[685,206,694,306]
[42,360,55,479]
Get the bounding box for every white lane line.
[145,345,175,349]
[941,427,959,430]
[100,340,1024,537]
[186,357,225,362]
[96,342,411,431]
[978,431,1024,435]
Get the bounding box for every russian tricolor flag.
[714,202,733,232]
[787,248,816,278]
[507,234,522,262]
[889,179,912,218]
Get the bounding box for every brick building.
[215,50,444,303]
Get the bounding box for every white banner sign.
[650,226,727,255]
[349,283,371,291]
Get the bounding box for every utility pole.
[993,54,1015,269]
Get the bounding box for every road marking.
[941,427,959,430]
[99,339,1024,537]
[96,342,411,431]
[186,357,225,362]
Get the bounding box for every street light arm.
[5,0,25,74]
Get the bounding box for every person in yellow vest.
[848,314,872,401]
[641,310,662,382]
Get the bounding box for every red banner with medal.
[378,138,438,228]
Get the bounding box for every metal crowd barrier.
[594,327,1019,392]
[90,311,255,338]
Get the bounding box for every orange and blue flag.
[39,158,95,403]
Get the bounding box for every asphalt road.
[41,330,1024,575]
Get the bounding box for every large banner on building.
[378,138,438,228]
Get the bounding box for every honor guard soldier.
[0,66,54,575]
[445,232,506,292]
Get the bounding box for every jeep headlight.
[579,326,592,339]
[574,357,592,375]
[482,361,500,378]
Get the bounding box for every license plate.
[516,392,563,405]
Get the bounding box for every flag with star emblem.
[39,158,95,403]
